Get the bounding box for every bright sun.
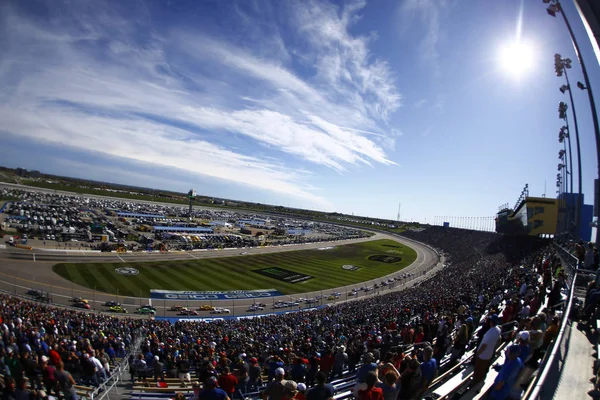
[499,41,534,77]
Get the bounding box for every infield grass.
[53,239,417,297]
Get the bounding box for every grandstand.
[0,225,592,400]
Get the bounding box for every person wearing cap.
[4,347,22,379]
[234,355,250,396]
[489,345,523,400]
[40,355,56,397]
[356,353,377,392]
[283,380,298,400]
[199,376,229,400]
[263,367,286,400]
[248,357,262,392]
[472,314,501,386]
[153,355,165,382]
[306,371,334,400]
[177,353,191,386]
[268,356,284,383]
[516,331,531,364]
[296,383,307,400]
[415,346,437,400]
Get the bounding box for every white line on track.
[117,254,125,262]
[188,252,199,259]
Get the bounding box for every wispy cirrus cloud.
[0,0,401,208]
[399,0,447,75]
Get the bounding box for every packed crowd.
[0,296,147,399]
[0,227,561,400]
[126,231,554,400]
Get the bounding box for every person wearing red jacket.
[357,372,383,400]
[49,344,61,366]
[218,366,238,398]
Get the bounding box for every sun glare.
[499,41,534,78]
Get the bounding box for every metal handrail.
[523,244,578,399]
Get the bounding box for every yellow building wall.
[524,197,558,236]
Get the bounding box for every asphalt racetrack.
[0,231,441,319]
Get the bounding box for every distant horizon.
[0,164,552,230]
[0,0,598,237]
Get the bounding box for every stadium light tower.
[557,101,574,236]
[555,53,583,238]
[544,0,600,246]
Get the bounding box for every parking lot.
[0,187,369,252]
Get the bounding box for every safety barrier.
[523,243,579,399]
[96,333,144,400]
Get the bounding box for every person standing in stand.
[472,314,501,388]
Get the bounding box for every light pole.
[545,0,600,246]
[556,53,583,238]
[558,100,574,236]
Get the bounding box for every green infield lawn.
[53,239,417,297]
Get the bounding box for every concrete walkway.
[540,319,596,400]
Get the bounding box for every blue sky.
[0,0,599,224]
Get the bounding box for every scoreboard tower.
[187,189,196,217]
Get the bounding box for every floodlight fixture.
[558,101,568,119]
[547,4,559,17]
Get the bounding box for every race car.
[73,302,90,310]
[140,304,156,311]
[169,305,185,311]
[71,297,88,304]
[26,289,41,297]
[210,308,231,314]
[327,295,337,301]
[178,310,199,316]
[247,304,264,312]
[198,305,214,311]
[135,307,156,315]
[109,306,127,313]
[104,301,120,307]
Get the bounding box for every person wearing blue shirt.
[307,371,335,400]
[490,345,524,400]
[356,353,377,383]
[415,346,437,400]
[268,356,284,382]
[199,376,230,400]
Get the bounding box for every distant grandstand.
[495,184,593,241]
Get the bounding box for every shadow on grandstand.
[537,320,573,400]
[400,226,550,263]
